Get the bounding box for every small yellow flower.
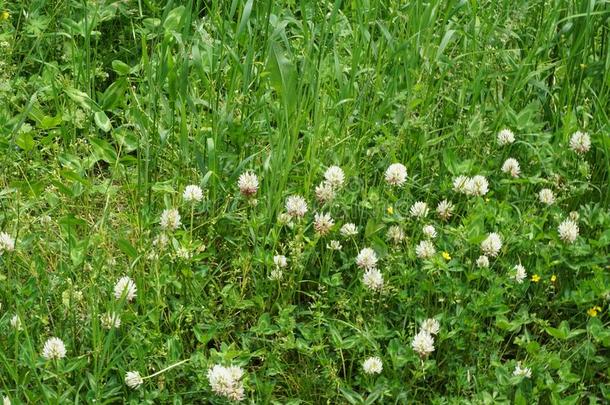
[386,206,393,215]
[0,10,9,20]
[531,274,541,283]
[550,274,557,282]
[485,198,490,202]
[442,251,451,261]
[587,306,601,317]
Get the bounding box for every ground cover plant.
[1,0,609,403]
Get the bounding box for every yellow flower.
[442,251,451,261]
[587,306,601,317]
[386,206,393,215]
[550,274,557,282]
[531,274,541,283]
[0,10,9,20]
[485,198,490,202]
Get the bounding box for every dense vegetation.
[0,0,609,403]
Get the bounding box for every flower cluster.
[207,364,246,402]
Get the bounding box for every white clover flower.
[114,276,137,301]
[314,212,334,235]
[411,330,435,358]
[436,199,454,220]
[569,131,591,154]
[421,318,440,335]
[277,213,292,226]
[285,195,308,218]
[501,158,521,177]
[269,268,283,280]
[327,240,342,250]
[476,255,490,268]
[387,225,405,245]
[160,208,181,231]
[356,247,378,270]
[10,315,22,330]
[183,185,203,203]
[41,337,67,360]
[340,223,358,237]
[207,364,246,402]
[497,128,515,145]
[538,188,555,205]
[176,247,192,260]
[466,175,489,196]
[153,233,169,250]
[513,362,532,378]
[410,201,429,219]
[100,312,121,329]
[125,371,144,389]
[273,255,287,268]
[0,232,15,254]
[238,172,259,197]
[362,268,384,291]
[324,166,345,189]
[3,395,9,405]
[558,219,579,244]
[453,175,470,194]
[422,225,436,239]
[569,211,580,222]
[415,240,436,259]
[362,357,383,374]
[481,233,502,257]
[385,163,407,186]
[315,182,335,204]
[513,264,527,284]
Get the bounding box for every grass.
[0,0,609,403]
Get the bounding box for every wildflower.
[3,395,9,405]
[531,274,541,283]
[324,166,345,189]
[453,175,470,194]
[314,212,334,235]
[497,128,515,145]
[362,268,384,291]
[436,199,454,220]
[273,255,287,268]
[362,357,383,374]
[207,364,246,402]
[538,188,555,205]
[513,264,527,284]
[327,240,342,250]
[160,208,181,231]
[269,268,283,280]
[238,172,259,197]
[513,362,532,378]
[356,248,378,270]
[420,318,440,335]
[153,233,169,250]
[410,202,429,219]
[0,232,15,254]
[569,211,580,222]
[587,306,602,317]
[183,185,203,203]
[422,225,436,239]
[442,251,451,261]
[41,337,67,360]
[501,158,521,177]
[100,312,121,329]
[411,330,435,358]
[558,219,579,244]
[415,240,436,259]
[10,315,22,330]
[277,213,292,226]
[481,233,502,257]
[285,195,308,218]
[386,206,394,215]
[176,247,192,260]
[125,371,144,389]
[385,163,407,186]
[114,276,137,301]
[340,223,358,237]
[476,255,490,268]
[550,274,557,282]
[315,182,335,204]
[387,225,405,244]
[569,131,591,154]
[466,175,489,196]
[0,11,9,20]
